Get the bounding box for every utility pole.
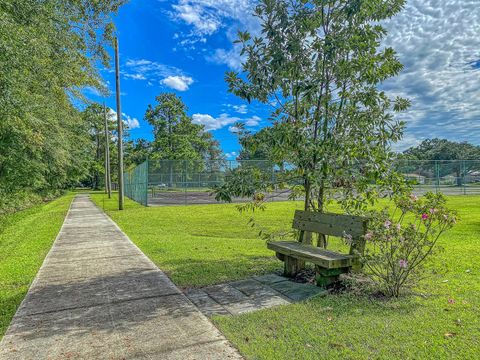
[103,102,112,199]
[115,37,124,210]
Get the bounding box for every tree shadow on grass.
[160,256,282,288]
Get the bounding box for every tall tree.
[215,0,410,245]
[235,125,274,161]
[145,93,214,160]
[82,104,106,189]
[125,139,152,168]
[145,93,223,186]
[0,0,126,213]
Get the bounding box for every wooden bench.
[267,210,368,287]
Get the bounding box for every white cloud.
[125,59,152,67]
[206,47,244,71]
[83,86,102,97]
[172,0,258,67]
[124,73,146,80]
[228,125,240,133]
[172,0,255,36]
[224,103,249,114]
[224,151,237,159]
[192,113,239,131]
[161,75,194,91]
[122,112,141,129]
[233,104,248,114]
[381,0,480,147]
[126,117,140,129]
[124,58,187,84]
[245,115,261,127]
[108,108,140,130]
[107,108,117,122]
[173,3,221,35]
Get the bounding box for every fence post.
[435,160,439,193]
[184,160,187,205]
[145,159,149,206]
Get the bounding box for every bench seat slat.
[293,210,367,238]
[267,241,355,269]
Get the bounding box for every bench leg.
[284,256,304,277]
[316,267,349,288]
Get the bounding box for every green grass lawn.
[0,193,74,338]
[92,194,480,359]
[92,193,295,287]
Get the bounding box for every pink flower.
[398,259,408,269]
[421,213,428,220]
[384,220,392,229]
[364,232,373,240]
[396,223,401,231]
[410,194,418,201]
[429,208,437,214]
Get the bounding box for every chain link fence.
[124,160,148,206]
[123,159,480,206]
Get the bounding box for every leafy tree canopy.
[403,139,480,161]
[216,0,411,220]
[145,93,222,161]
[0,0,126,213]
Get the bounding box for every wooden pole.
[115,37,124,210]
[103,102,112,199]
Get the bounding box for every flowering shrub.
[360,192,456,297]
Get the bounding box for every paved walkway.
[0,195,241,360]
[186,274,326,317]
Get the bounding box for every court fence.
[123,159,480,206]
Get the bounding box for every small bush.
[0,190,63,229]
[360,192,456,297]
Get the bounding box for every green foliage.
[403,139,480,161]
[0,0,126,212]
[361,192,456,297]
[125,139,152,169]
[214,167,274,203]
[218,0,411,220]
[235,125,279,163]
[145,93,222,161]
[81,103,109,189]
[143,93,224,187]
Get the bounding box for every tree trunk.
[316,161,328,248]
[299,177,313,245]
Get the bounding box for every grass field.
[0,193,74,338]
[93,193,480,359]
[92,194,291,287]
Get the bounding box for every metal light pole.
[114,37,124,210]
[103,102,112,199]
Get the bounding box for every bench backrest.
[293,210,367,238]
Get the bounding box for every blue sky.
[89,0,480,158]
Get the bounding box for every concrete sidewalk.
[0,195,241,360]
